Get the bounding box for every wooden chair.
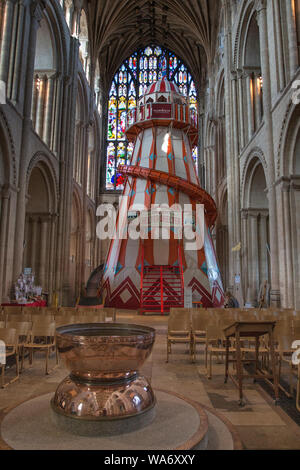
[6,321,32,372]
[55,315,75,327]
[3,306,22,316]
[0,328,19,388]
[191,310,209,361]
[25,323,58,374]
[31,312,55,322]
[277,332,299,399]
[166,312,192,363]
[5,313,32,322]
[39,307,58,316]
[22,307,40,316]
[205,325,235,380]
[59,307,77,315]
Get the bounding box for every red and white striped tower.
[102,78,224,313]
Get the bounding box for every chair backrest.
[59,307,76,314]
[191,313,206,332]
[30,323,56,340]
[55,315,75,326]
[168,313,190,333]
[22,307,40,315]
[32,317,56,327]
[32,312,55,321]
[6,321,32,341]
[5,314,31,322]
[3,306,22,315]
[39,308,59,316]
[0,328,17,346]
[206,324,225,342]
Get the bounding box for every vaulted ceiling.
[84,0,221,90]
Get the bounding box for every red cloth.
[1,300,47,308]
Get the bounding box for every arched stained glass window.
[106,45,199,191]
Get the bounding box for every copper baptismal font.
[51,323,156,425]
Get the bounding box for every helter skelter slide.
[102,78,224,313]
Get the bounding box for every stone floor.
[0,311,300,450]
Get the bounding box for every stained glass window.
[106,45,199,190]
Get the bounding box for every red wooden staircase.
[140,246,184,314]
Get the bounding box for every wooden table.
[223,321,279,406]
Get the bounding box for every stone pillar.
[222,0,235,290]
[6,1,18,98]
[13,1,45,281]
[286,0,299,77]
[245,72,255,139]
[273,0,286,90]
[48,213,58,301]
[256,0,281,305]
[0,187,11,301]
[31,75,38,128]
[39,215,49,289]
[241,210,249,302]
[0,0,16,84]
[35,74,45,137]
[290,177,300,308]
[249,212,259,305]
[258,212,269,287]
[30,216,38,273]
[237,70,245,150]
[282,182,294,307]
[11,0,25,103]
[43,73,56,146]
[253,72,262,130]
[53,74,62,154]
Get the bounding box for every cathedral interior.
[0,0,300,452]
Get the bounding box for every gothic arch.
[26,152,59,213]
[241,147,267,202]
[233,0,257,70]
[0,109,17,187]
[277,103,300,177]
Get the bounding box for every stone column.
[52,74,62,154]
[222,0,235,290]
[286,0,299,78]
[30,216,38,273]
[35,73,45,137]
[282,182,294,307]
[0,187,11,301]
[13,1,45,281]
[39,215,49,289]
[237,70,245,150]
[256,0,281,305]
[290,177,300,308]
[253,71,262,129]
[258,211,269,287]
[241,210,249,301]
[249,211,259,305]
[0,0,16,84]
[6,1,18,98]
[11,0,25,103]
[31,75,38,128]
[273,0,286,90]
[48,213,58,301]
[43,73,56,146]
[245,72,255,139]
